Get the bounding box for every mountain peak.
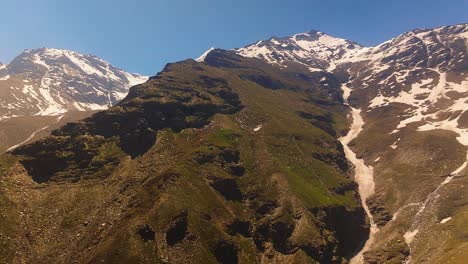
[0,48,148,118]
[235,29,362,72]
[195,47,215,62]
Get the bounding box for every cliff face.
[0,50,368,263]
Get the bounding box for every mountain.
[0,24,466,264]
[0,48,148,153]
[234,30,362,72]
[215,23,466,263]
[339,24,468,264]
[0,48,148,119]
[0,50,369,263]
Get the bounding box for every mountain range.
[0,23,466,264]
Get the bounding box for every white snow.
[196,47,215,62]
[440,217,452,224]
[404,229,419,244]
[124,72,148,87]
[0,48,148,117]
[33,54,50,69]
[62,50,105,77]
[235,30,363,73]
[253,124,262,132]
[390,138,401,149]
[339,84,378,264]
[391,202,421,221]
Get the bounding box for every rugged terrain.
[0,23,466,263]
[0,50,368,263]
[226,23,468,263]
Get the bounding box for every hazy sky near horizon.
[1,0,467,75]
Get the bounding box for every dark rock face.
[226,219,252,237]
[324,206,370,258]
[210,178,243,201]
[166,211,189,246]
[212,240,239,264]
[137,224,156,242]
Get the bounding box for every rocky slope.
[0,50,368,263]
[341,24,468,264]
[199,23,468,263]
[0,48,147,119]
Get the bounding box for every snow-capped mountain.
[0,48,148,119]
[197,23,468,263]
[343,24,467,143]
[233,30,362,72]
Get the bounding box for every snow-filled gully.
[338,84,378,264]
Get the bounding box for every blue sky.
[1,0,467,75]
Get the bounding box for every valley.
[338,85,378,264]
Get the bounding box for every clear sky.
[1,0,467,75]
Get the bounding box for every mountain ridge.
[197,22,468,263]
[0,23,466,263]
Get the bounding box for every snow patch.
[33,54,50,69]
[390,138,401,149]
[404,229,419,244]
[253,124,262,132]
[124,72,148,87]
[339,84,378,264]
[440,217,452,224]
[196,47,215,62]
